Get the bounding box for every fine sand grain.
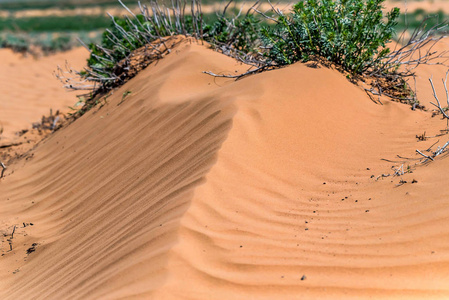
[1,38,449,299]
[0,48,89,141]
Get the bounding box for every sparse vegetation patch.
[58,0,448,117]
[261,0,400,75]
[56,0,262,116]
[259,0,448,104]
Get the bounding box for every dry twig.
[393,164,405,176]
[429,70,449,128]
[415,139,449,163]
[203,64,273,80]
[0,161,6,178]
[367,19,449,103]
[416,149,435,161]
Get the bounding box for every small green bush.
[206,14,261,53]
[84,6,261,87]
[57,0,263,117]
[261,0,400,75]
[62,0,445,112]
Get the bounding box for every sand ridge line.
[1,37,449,299]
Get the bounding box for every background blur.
[0,0,140,55]
[0,0,447,56]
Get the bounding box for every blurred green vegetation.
[0,0,138,11]
[0,0,447,55]
[0,0,253,10]
[0,13,111,53]
[0,0,140,53]
[0,11,238,33]
[0,31,102,53]
[0,15,111,32]
[396,10,448,32]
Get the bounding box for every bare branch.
[1,161,6,178]
[429,71,449,119]
[203,64,273,80]
[416,149,435,161]
[393,164,405,176]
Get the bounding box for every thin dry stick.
[416,149,434,161]
[429,70,449,119]
[415,139,449,163]
[0,161,6,178]
[366,18,449,102]
[426,139,440,151]
[393,164,404,176]
[203,65,271,80]
[415,70,449,163]
[434,140,449,156]
[222,0,234,16]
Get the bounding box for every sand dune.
[1,38,449,299]
[0,48,89,141]
[413,39,449,109]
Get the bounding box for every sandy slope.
[1,39,449,299]
[413,39,449,109]
[0,48,89,141]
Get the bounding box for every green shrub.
[206,14,261,53]
[56,0,262,117]
[83,3,261,89]
[63,0,445,112]
[261,0,400,75]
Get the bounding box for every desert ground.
[0,37,448,299]
[1,1,449,299]
[0,47,89,140]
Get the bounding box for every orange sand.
[0,48,89,141]
[1,38,449,299]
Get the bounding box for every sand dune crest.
[1,39,449,299]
